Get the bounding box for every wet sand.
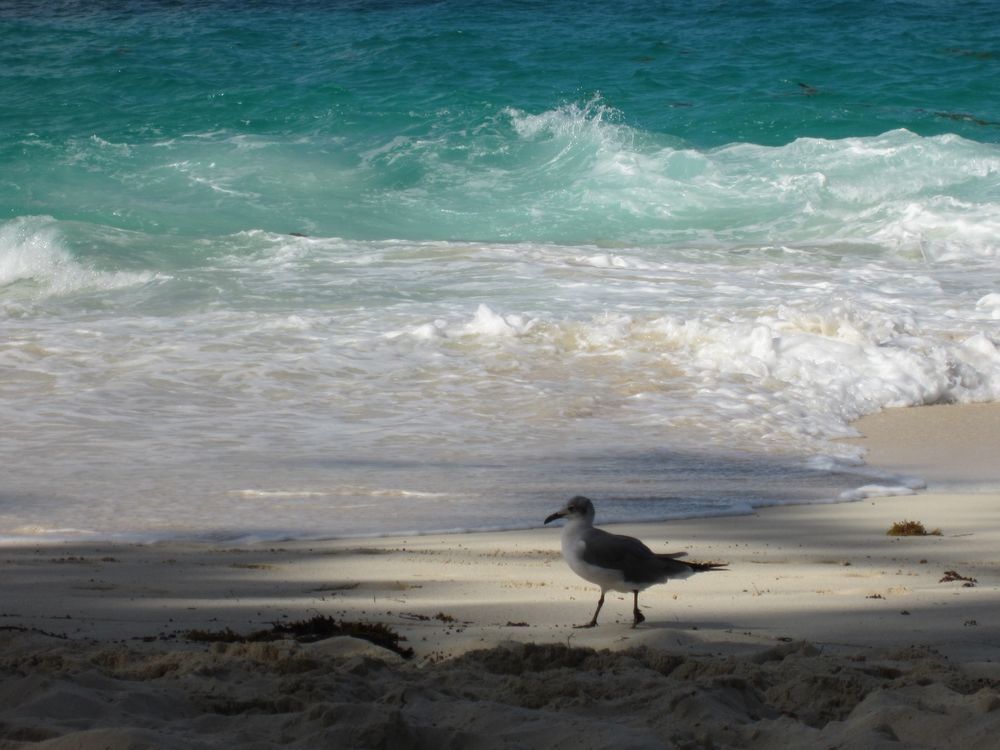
[2,403,998,748]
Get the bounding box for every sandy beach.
[2,403,999,749]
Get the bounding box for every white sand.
[846,401,1000,490]
[2,404,999,748]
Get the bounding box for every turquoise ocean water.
[2,0,1000,541]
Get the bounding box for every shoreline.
[3,488,996,660]
[6,402,998,550]
[3,402,998,657]
[2,402,999,748]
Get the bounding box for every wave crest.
[0,217,156,306]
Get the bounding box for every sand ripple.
[2,632,998,749]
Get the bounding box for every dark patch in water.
[933,111,1000,128]
[943,48,997,60]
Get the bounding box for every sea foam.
[0,217,155,305]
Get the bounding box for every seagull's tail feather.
[653,551,727,570]
[682,560,728,572]
[648,553,727,580]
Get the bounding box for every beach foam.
[0,217,155,305]
[2,221,998,540]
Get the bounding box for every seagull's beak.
[544,510,566,525]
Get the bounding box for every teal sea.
[2,0,1000,541]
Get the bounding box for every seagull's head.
[544,495,596,526]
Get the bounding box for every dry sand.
[2,404,999,748]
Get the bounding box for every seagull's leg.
[631,590,645,628]
[574,591,604,628]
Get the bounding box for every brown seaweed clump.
[886,520,942,537]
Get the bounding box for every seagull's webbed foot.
[631,590,645,629]
[574,592,604,629]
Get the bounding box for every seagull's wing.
[580,528,686,585]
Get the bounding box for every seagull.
[544,495,725,628]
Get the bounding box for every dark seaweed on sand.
[940,570,977,587]
[184,615,414,659]
[886,520,942,537]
